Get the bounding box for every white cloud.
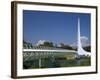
[81,36,90,47]
[81,36,88,42]
[71,36,90,47]
[36,40,46,46]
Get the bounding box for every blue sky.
[23,10,91,45]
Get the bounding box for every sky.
[23,10,91,46]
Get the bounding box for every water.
[23,56,91,69]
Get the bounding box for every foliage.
[23,40,33,48]
[83,46,91,52]
[59,43,73,50]
[38,41,54,47]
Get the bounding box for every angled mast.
[77,18,91,56]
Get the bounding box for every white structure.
[77,18,91,56]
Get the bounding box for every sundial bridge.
[23,18,91,67]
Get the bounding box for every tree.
[59,43,73,50]
[38,41,54,47]
[83,46,91,52]
[61,45,73,50]
[60,43,65,47]
[23,40,33,49]
[43,41,54,47]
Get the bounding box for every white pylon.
[77,18,91,56]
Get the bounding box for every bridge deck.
[23,49,76,53]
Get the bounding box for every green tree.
[43,41,54,47]
[38,41,54,47]
[23,40,33,49]
[83,46,91,52]
[59,43,73,50]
